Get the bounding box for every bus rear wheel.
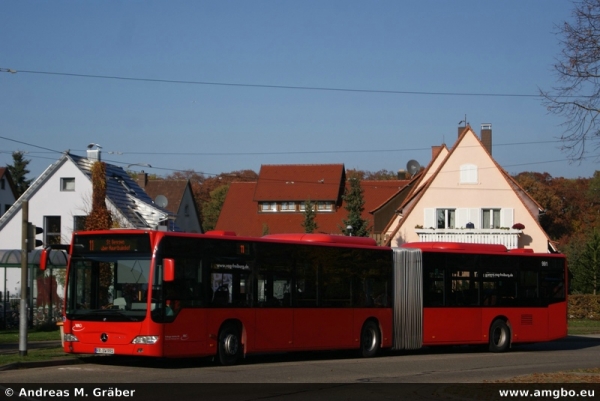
[489,319,510,353]
[217,323,242,366]
[360,321,380,358]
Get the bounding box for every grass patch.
[0,329,61,344]
[0,347,73,366]
[568,319,600,335]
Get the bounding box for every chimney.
[431,145,442,160]
[86,144,101,162]
[136,171,148,189]
[458,125,467,138]
[481,123,492,155]
[397,169,407,180]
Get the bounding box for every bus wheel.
[360,321,380,358]
[217,323,242,366]
[489,319,510,353]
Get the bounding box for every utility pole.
[19,200,28,356]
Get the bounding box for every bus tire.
[489,319,510,353]
[217,323,242,366]
[360,321,380,358]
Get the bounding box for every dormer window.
[260,202,277,212]
[317,201,334,212]
[281,202,296,212]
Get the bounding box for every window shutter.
[424,208,435,228]
[501,208,514,228]
[460,164,478,184]
[469,208,480,228]
[456,208,468,228]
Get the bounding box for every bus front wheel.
[217,323,242,365]
[489,319,510,353]
[360,321,380,358]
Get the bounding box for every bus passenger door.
[254,275,294,351]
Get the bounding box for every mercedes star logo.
[100,333,108,342]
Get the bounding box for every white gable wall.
[176,185,202,233]
[0,177,16,216]
[0,161,92,249]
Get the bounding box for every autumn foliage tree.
[85,161,113,306]
[85,162,113,230]
[166,169,258,227]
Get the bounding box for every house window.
[437,209,456,229]
[280,202,296,212]
[260,202,277,212]
[460,164,478,184]
[61,178,75,191]
[3,204,11,215]
[0,179,5,190]
[317,201,334,212]
[73,216,87,232]
[482,209,501,229]
[44,216,61,245]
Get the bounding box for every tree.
[301,200,318,233]
[202,184,230,232]
[84,161,113,307]
[85,161,113,231]
[341,177,370,237]
[167,169,257,225]
[7,151,32,197]
[567,229,600,294]
[542,0,600,161]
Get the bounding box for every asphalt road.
[1,335,599,384]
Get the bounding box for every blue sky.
[1,0,595,180]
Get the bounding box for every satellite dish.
[155,195,168,208]
[406,160,421,176]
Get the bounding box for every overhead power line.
[1,67,541,98]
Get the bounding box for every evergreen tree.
[568,229,600,295]
[301,200,318,233]
[7,151,32,197]
[202,184,230,232]
[341,177,370,237]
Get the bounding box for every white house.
[0,147,174,299]
[0,168,17,217]
[383,125,554,253]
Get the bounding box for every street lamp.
[346,225,353,236]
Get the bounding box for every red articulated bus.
[42,230,567,365]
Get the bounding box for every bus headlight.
[63,333,79,342]
[131,336,159,345]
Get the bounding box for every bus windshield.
[66,255,152,322]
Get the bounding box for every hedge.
[568,294,600,320]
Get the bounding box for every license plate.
[95,348,115,354]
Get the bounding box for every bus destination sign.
[75,234,151,254]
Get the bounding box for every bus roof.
[262,233,378,247]
[401,242,509,253]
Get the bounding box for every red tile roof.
[362,180,410,214]
[216,179,408,237]
[253,164,345,201]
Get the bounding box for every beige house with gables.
[383,125,555,253]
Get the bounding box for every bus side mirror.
[39,248,49,271]
[163,258,175,282]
